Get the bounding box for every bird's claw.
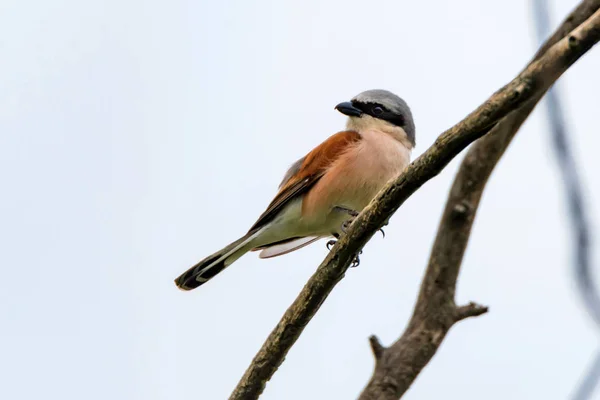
[335,206,359,235]
[334,206,359,218]
[326,237,362,268]
[326,239,337,250]
[350,250,363,268]
[378,219,389,238]
[341,219,354,234]
[330,207,366,267]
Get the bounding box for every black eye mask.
[351,101,406,128]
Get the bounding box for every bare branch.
[369,335,386,361]
[358,2,600,400]
[455,303,489,322]
[229,4,600,399]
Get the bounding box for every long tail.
[174,231,259,291]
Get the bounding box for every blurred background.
[1,0,599,399]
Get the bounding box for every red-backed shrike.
[175,89,415,291]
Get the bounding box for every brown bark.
[229,4,600,399]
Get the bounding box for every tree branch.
[369,335,386,361]
[358,2,600,399]
[455,302,489,322]
[229,4,600,399]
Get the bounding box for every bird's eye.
[372,106,384,116]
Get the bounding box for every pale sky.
[1,0,600,399]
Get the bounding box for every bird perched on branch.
[174,89,416,291]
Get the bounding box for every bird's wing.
[248,130,361,233]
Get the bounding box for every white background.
[1,0,599,399]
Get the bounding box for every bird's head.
[335,89,415,148]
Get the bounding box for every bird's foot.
[329,207,365,267]
[325,240,362,267]
[326,233,340,250]
[334,206,359,218]
[350,250,363,268]
[378,219,389,238]
[334,206,360,235]
[325,232,362,268]
[341,219,354,234]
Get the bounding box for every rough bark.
[229,4,600,399]
[358,2,600,399]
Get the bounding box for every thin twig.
[369,335,386,361]
[455,303,489,322]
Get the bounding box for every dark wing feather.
[248,130,361,233]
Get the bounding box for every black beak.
[335,101,363,117]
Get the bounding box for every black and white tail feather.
[174,229,321,291]
[174,231,260,291]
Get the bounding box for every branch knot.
[369,335,386,361]
[454,302,489,322]
[451,200,472,221]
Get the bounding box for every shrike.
[174,89,415,291]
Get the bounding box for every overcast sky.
[1,0,600,399]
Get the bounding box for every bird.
[174,89,416,291]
